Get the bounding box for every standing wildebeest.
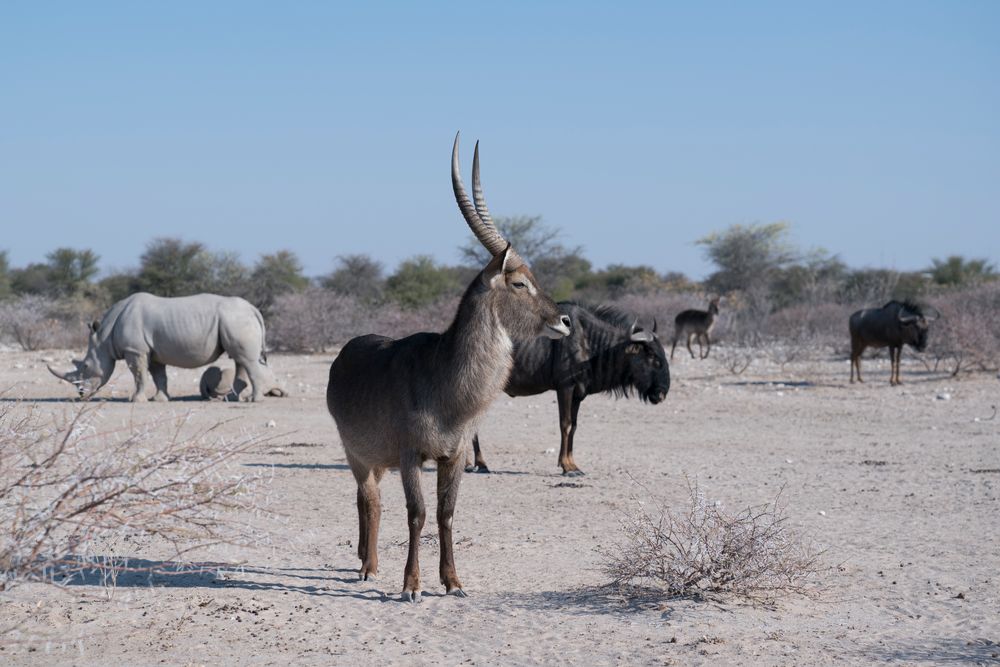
[326,134,571,602]
[48,293,282,402]
[849,300,937,385]
[670,297,720,360]
[468,303,671,476]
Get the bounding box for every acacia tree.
[136,238,215,297]
[697,222,797,295]
[321,254,386,304]
[44,248,100,297]
[247,250,309,315]
[928,256,997,287]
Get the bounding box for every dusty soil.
[1,348,998,665]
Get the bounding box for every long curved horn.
[47,364,70,381]
[452,132,521,262]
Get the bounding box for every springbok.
[326,134,571,602]
[670,297,720,360]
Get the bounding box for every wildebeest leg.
[850,341,864,383]
[889,346,903,385]
[124,352,149,402]
[148,360,170,402]
[400,452,426,602]
[557,388,584,476]
[686,333,696,359]
[436,456,466,596]
[465,433,490,473]
[350,459,382,581]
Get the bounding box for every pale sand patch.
[1,349,998,665]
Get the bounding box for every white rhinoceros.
[49,292,284,402]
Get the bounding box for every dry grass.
[600,477,824,602]
[0,402,273,594]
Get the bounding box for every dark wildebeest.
[468,303,671,476]
[849,300,937,385]
[326,134,571,602]
[670,297,720,360]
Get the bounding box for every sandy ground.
[1,347,998,666]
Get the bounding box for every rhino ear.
[90,320,100,333]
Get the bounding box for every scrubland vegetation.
[2,220,997,374]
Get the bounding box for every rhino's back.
[110,293,263,367]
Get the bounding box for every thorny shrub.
[0,402,273,594]
[600,478,823,601]
[0,296,90,351]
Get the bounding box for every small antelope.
[670,297,720,360]
[326,134,570,602]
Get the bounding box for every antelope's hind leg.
[350,461,383,581]
[437,456,466,596]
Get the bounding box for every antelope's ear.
[483,244,512,286]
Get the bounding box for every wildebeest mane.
[560,302,651,401]
[883,299,924,317]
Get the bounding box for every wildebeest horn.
[898,313,919,324]
[629,320,654,343]
[452,132,523,263]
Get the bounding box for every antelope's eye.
[512,281,527,289]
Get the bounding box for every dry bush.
[0,403,272,593]
[600,478,823,601]
[926,284,1000,375]
[606,291,707,332]
[268,288,460,352]
[0,296,89,351]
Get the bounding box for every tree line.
[1,218,995,316]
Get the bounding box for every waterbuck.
[468,303,670,476]
[670,297,720,360]
[326,134,571,602]
[849,299,937,385]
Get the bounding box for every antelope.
[326,134,571,602]
[849,300,937,385]
[670,297,720,360]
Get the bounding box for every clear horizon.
[2,2,997,280]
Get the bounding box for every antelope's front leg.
[437,456,466,596]
[400,454,426,602]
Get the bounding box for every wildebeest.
[670,297,720,360]
[48,293,283,402]
[469,303,670,476]
[326,134,571,602]
[849,299,938,385]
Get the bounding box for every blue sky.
[2,1,997,279]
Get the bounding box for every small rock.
[785,458,794,464]
[266,420,277,428]
[936,393,951,401]
[818,511,826,516]
[544,448,556,454]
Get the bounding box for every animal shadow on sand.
[242,462,352,471]
[0,394,212,404]
[856,637,1000,664]
[501,585,695,621]
[54,556,386,602]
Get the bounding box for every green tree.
[321,254,386,303]
[928,256,997,287]
[385,255,464,309]
[45,247,100,297]
[247,250,309,314]
[697,222,796,294]
[9,263,52,296]
[98,271,140,304]
[135,238,215,297]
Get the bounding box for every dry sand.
[1,348,998,665]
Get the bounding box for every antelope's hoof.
[448,588,468,598]
[358,565,377,581]
[562,469,585,477]
[402,590,422,603]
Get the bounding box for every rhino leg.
[125,352,149,402]
[149,360,170,402]
[239,361,267,402]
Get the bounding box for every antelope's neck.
[437,292,514,421]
